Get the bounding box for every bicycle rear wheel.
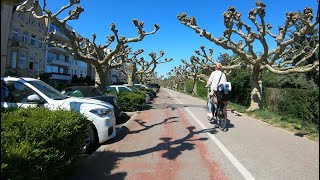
[217,103,227,131]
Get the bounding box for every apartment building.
[1,2,126,86]
[44,22,87,82]
[3,2,47,78]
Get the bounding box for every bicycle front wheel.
[217,104,227,131]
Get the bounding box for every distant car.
[147,83,160,93]
[106,85,151,104]
[1,76,116,153]
[133,84,157,97]
[128,85,154,101]
[61,86,122,123]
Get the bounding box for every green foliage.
[262,71,318,89]
[115,92,146,112]
[228,69,251,106]
[197,80,207,98]
[276,88,319,128]
[185,79,193,94]
[1,107,90,180]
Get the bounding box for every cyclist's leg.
[207,96,213,118]
[212,91,218,117]
[207,97,212,112]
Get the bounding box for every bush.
[197,81,207,99]
[185,79,193,94]
[276,88,319,127]
[112,92,146,112]
[1,107,90,180]
[228,69,251,106]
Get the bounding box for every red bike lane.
[70,90,227,180]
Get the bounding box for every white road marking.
[166,90,256,180]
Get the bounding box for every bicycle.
[206,88,228,131]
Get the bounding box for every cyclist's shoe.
[207,112,213,118]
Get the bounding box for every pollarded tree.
[177,1,319,111]
[16,0,160,90]
[117,46,172,86]
[181,55,209,95]
[116,47,144,86]
[168,65,188,91]
[137,56,172,85]
[141,72,161,85]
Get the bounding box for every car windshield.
[28,80,68,100]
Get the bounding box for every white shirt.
[207,70,227,94]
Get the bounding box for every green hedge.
[197,81,207,98]
[228,69,251,106]
[274,88,319,126]
[108,92,145,112]
[1,107,90,180]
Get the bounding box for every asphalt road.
[70,88,319,180]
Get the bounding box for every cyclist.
[206,63,227,118]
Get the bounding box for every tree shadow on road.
[69,126,217,180]
[105,116,179,144]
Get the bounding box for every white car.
[106,85,151,104]
[1,76,116,153]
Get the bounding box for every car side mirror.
[27,94,44,104]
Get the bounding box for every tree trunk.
[174,83,178,90]
[192,77,198,95]
[94,66,110,91]
[127,75,134,86]
[247,65,263,111]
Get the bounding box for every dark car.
[147,83,160,93]
[61,86,122,123]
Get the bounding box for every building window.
[29,61,34,70]
[38,38,43,49]
[52,66,58,73]
[65,56,69,62]
[11,51,18,68]
[27,17,35,25]
[19,52,26,68]
[29,56,34,69]
[56,54,60,61]
[22,31,28,42]
[45,65,51,73]
[30,35,36,47]
[18,13,24,20]
[12,28,19,41]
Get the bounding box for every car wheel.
[83,124,98,154]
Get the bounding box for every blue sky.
[45,0,318,77]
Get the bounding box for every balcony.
[47,57,71,67]
[51,29,69,42]
[48,45,68,54]
[49,73,72,81]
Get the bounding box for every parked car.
[1,76,117,153]
[106,85,151,104]
[129,85,154,101]
[147,83,160,93]
[61,86,122,123]
[133,84,157,97]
